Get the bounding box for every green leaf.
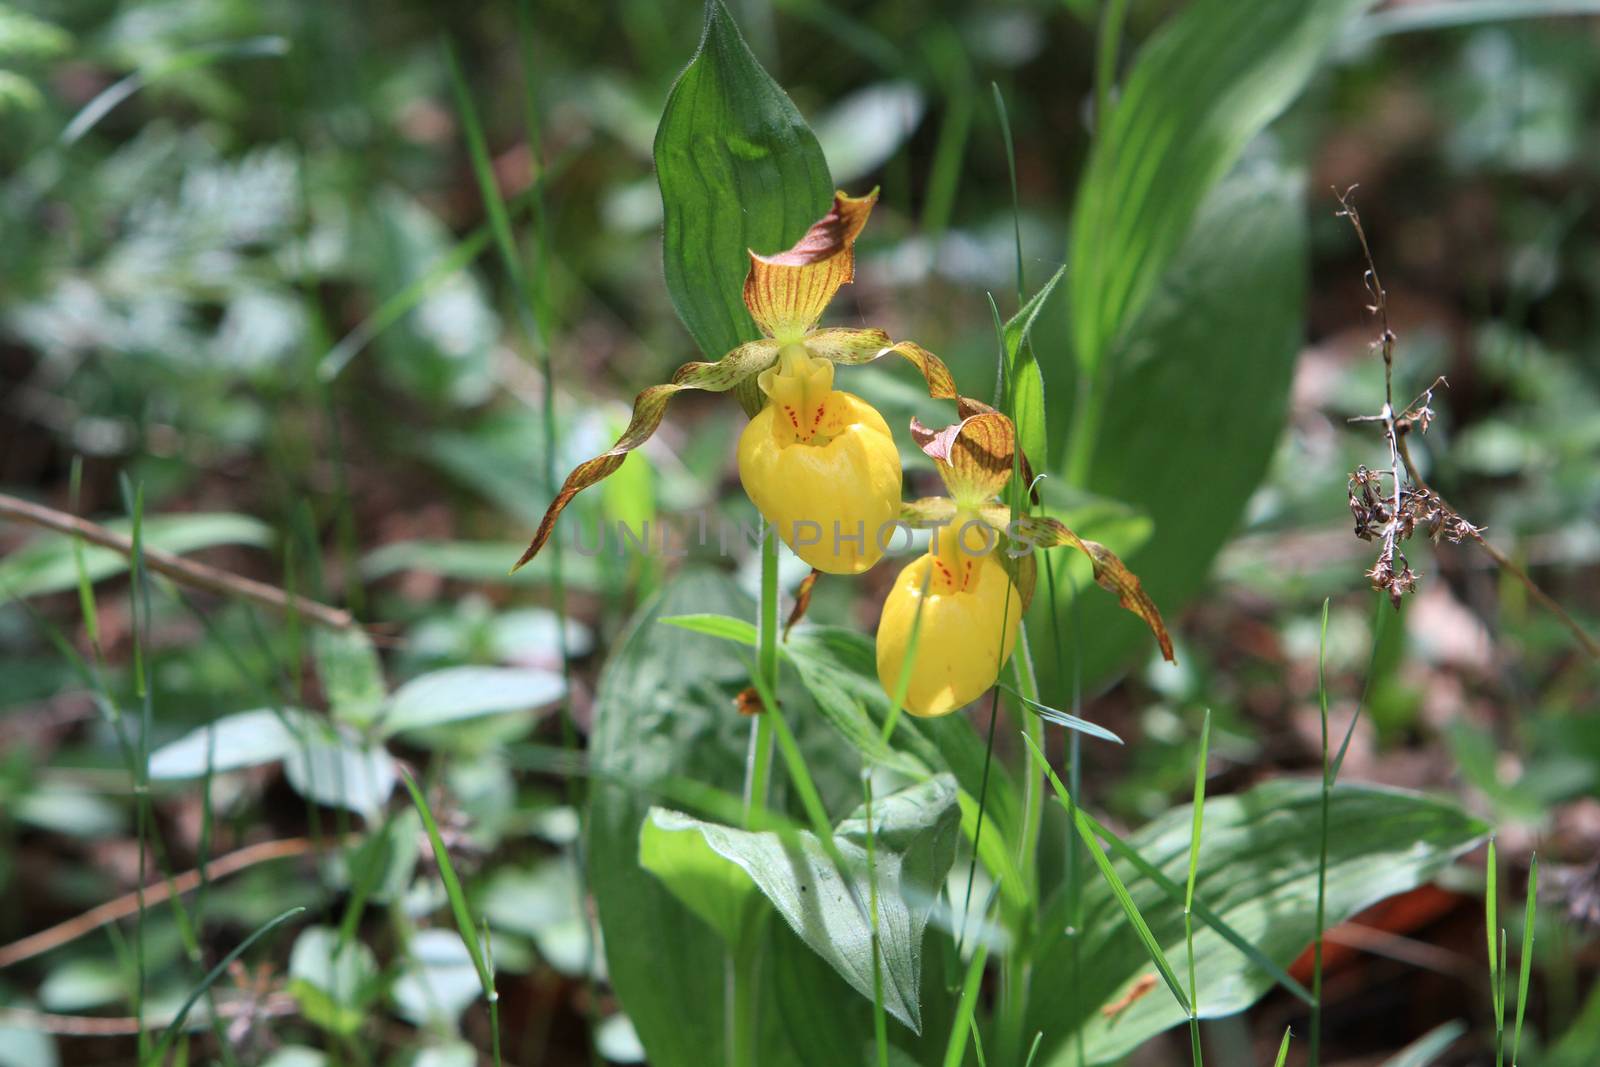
[148,708,316,779]
[314,628,386,727]
[1068,0,1371,377]
[391,929,481,1029]
[399,770,495,995]
[1378,1020,1467,1067]
[1004,264,1066,471]
[654,0,833,362]
[287,926,382,1036]
[660,613,758,645]
[381,666,564,736]
[481,857,597,978]
[588,571,881,1067]
[1029,780,1488,1065]
[641,775,959,1033]
[1048,161,1306,683]
[284,727,398,819]
[0,513,271,599]
[639,811,764,946]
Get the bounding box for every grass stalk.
[400,770,501,1067]
[1022,733,1190,1016]
[1488,837,1503,1067]
[1185,709,1212,1066]
[865,776,890,1067]
[1512,855,1538,1066]
[1311,599,1331,1067]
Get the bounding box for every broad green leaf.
[391,929,481,1029]
[406,1046,477,1067]
[287,926,381,1036]
[782,625,1023,847]
[1348,0,1600,41]
[1046,161,1305,684]
[1029,780,1489,1065]
[639,811,764,946]
[283,727,397,820]
[482,856,598,978]
[654,0,832,364]
[40,959,124,1012]
[642,775,959,1032]
[381,666,564,736]
[260,1048,326,1067]
[0,1006,58,1067]
[588,571,881,1067]
[1068,0,1372,377]
[0,513,271,599]
[148,708,316,779]
[314,628,386,727]
[595,1014,647,1064]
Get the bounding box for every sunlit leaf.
[655,0,832,362]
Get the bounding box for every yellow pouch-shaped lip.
[876,552,1021,718]
[738,390,902,575]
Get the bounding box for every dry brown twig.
[0,993,298,1037]
[0,491,353,630]
[1335,186,1598,659]
[0,836,345,970]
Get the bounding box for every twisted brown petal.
[511,340,779,570]
[998,513,1175,662]
[743,190,877,339]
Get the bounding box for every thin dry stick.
[0,994,298,1036]
[0,492,352,630]
[1335,188,1598,660]
[0,836,333,969]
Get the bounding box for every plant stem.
[1311,601,1331,1067]
[729,525,780,1067]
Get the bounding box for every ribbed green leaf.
[588,571,879,1067]
[1030,780,1488,1065]
[642,775,959,1032]
[1044,161,1305,684]
[1068,0,1373,376]
[654,0,832,365]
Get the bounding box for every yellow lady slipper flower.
[876,401,1175,718]
[737,344,901,573]
[513,190,956,573]
[876,510,1022,717]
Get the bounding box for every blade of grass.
[865,775,889,1067]
[1312,598,1331,1067]
[142,907,303,1066]
[62,36,288,145]
[1487,837,1502,1066]
[125,478,152,1059]
[919,25,974,238]
[1380,1020,1467,1067]
[1000,686,1123,745]
[1512,856,1537,1066]
[1273,1027,1293,1067]
[1185,709,1212,1067]
[1029,800,1316,1006]
[943,895,998,1067]
[445,34,577,1066]
[400,769,501,1067]
[1022,732,1191,1017]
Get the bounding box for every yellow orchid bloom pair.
[511,189,953,574]
[876,401,1175,717]
[515,192,1172,722]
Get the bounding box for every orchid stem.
[729,524,780,1067]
